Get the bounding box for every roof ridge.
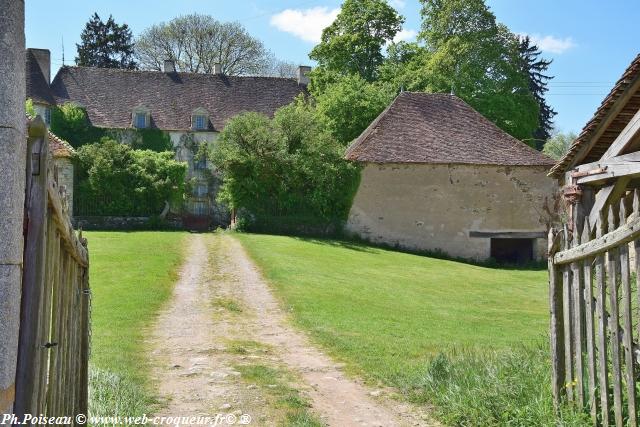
[57,65,298,81]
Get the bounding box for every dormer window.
[132,106,150,129]
[135,112,147,128]
[194,115,207,130]
[191,108,209,131]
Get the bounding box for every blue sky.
[25,0,639,134]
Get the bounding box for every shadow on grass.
[281,233,547,271]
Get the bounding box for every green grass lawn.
[235,233,589,426]
[85,231,187,417]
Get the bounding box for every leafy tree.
[312,73,396,144]
[542,131,576,160]
[135,14,273,75]
[75,139,187,215]
[76,13,137,69]
[519,36,557,149]
[380,0,538,141]
[210,100,360,228]
[50,103,106,147]
[309,0,404,81]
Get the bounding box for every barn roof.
[549,53,640,177]
[51,66,306,131]
[345,92,554,166]
[26,49,55,106]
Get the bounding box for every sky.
[25,0,640,135]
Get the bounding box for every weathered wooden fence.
[550,184,640,426]
[13,118,90,419]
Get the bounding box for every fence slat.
[595,212,610,426]
[549,229,565,410]
[608,206,624,427]
[562,225,575,403]
[581,220,598,424]
[572,220,585,408]
[619,200,638,427]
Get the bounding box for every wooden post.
[15,130,49,416]
[608,206,624,427]
[595,211,610,426]
[581,219,598,424]
[549,228,565,410]
[562,224,574,402]
[571,219,585,408]
[619,200,637,426]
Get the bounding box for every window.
[134,112,147,129]
[193,115,207,130]
[490,238,534,264]
[44,107,51,125]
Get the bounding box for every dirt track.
[148,233,436,426]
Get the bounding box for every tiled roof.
[51,66,306,131]
[345,92,555,166]
[49,131,75,158]
[26,50,55,105]
[549,54,640,178]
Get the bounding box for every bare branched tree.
[135,14,273,75]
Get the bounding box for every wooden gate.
[13,117,90,419]
[549,124,640,424]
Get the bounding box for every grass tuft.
[411,343,590,426]
[235,364,324,426]
[213,297,244,313]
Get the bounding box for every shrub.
[211,99,360,231]
[74,138,187,216]
[51,103,106,148]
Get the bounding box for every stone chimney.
[163,59,176,73]
[297,66,311,86]
[28,48,51,84]
[213,63,222,75]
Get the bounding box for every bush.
[51,103,107,148]
[75,138,187,216]
[411,342,590,426]
[211,99,360,232]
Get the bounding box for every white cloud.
[389,0,406,9]
[522,34,576,54]
[394,28,417,43]
[270,7,339,43]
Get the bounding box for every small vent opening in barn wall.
[490,238,534,264]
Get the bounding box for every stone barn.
[344,92,558,262]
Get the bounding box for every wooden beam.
[577,163,640,185]
[587,178,631,232]
[468,231,547,239]
[565,74,640,170]
[554,212,640,264]
[575,151,640,173]
[601,107,640,159]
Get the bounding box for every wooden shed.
[547,54,640,425]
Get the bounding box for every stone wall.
[345,163,559,261]
[54,157,73,215]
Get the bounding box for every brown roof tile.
[549,54,640,177]
[49,131,75,158]
[345,92,555,166]
[51,66,306,131]
[26,50,55,106]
